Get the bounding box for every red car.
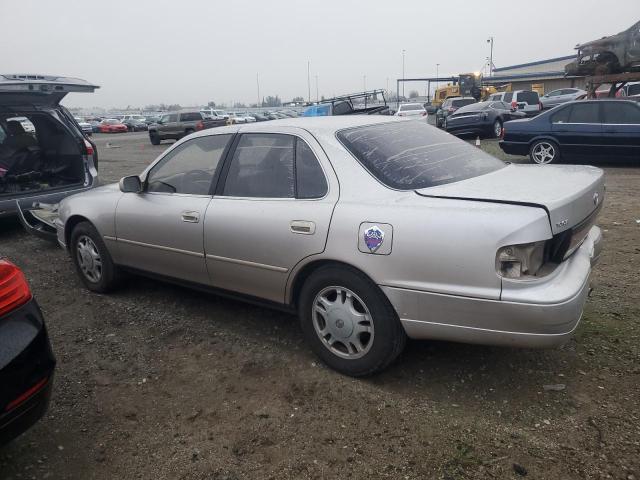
[99,119,128,133]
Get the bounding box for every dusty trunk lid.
[416,164,605,234]
[0,74,99,106]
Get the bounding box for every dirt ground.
[0,131,638,480]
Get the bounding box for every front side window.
[223,134,295,198]
[602,102,640,124]
[337,121,505,190]
[147,134,231,195]
[568,103,599,123]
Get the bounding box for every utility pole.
[307,61,311,103]
[436,63,440,97]
[256,73,260,107]
[315,74,319,102]
[363,75,366,92]
[487,37,494,76]
[402,49,406,98]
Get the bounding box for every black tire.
[298,265,406,377]
[492,119,503,138]
[149,133,160,145]
[70,221,121,293]
[529,139,560,164]
[183,128,195,138]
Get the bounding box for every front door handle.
[181,211,200,223]
[290,220,315,235]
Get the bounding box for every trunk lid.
[416,164,605,234]
[0,74,99,107]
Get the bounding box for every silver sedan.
[46,117,604,376]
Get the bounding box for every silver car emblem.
[363,226,385,253]
[593,192,599,206]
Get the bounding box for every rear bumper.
[0,300,56,446]
[384,226,602,348]
[0,182,96,218]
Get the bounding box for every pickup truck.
[148,111,226,145]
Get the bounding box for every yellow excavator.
[431,73,500,107]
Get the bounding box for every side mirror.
[119,175,142,193]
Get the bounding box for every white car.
[241,112,257,123]
[395,103,427,117]
[488,90,541,116]
[540,88,587,109]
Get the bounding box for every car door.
[551,102,602,155]
[203,129,338,303]
[159,113,178,138]
[600,101,640,158]
[114,134,232,284]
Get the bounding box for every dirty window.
[337,121,505,190]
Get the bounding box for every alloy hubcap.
[494,121,502,137]
[76,235,102,283]
[532,142,555,164]
[312,286,374,359]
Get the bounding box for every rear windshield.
[452,98,476,107]
[455,102,489,114]
[517,91,539,104]
[337,121,505,190]
[400,104,423,111]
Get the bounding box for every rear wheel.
[492,119,503,138]
[183,128,195,138]
[298,266,406,376]
[70,222,121,293]
[529,139,560,164]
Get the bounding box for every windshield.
[400,104,423,111]
[451,98,476,108]
[337,121,505,190]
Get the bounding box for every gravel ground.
[0,130,638,480]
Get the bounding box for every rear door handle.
[181,211,200,223]
[290,220,315,235]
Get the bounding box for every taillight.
[500,126,505,139]
[0,260,32,317]
[195,121,204,131]
[5,377,49,412]
[84,139,94,156]
[539,101,543,111]
[511,101,517,109]
[421,112,427,116]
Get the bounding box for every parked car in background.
[0,258,56,446]
[123,118,148,132]
[395,103,427,117]
[240,113,256,123]
[444,101,526,137]
[88,120,101,133]
[565,20,640,76]
[99,119,128,133]
[540,88,587,109]
[249,112,269,122]
[0,74,99,218]
[228,112,249,124]
[623,82,640,98]
[147,110,226,145]
[119,114,146,124]
[200,109,229,121]
[435,97,476,127]
[36,116,603,376]
[487,90,541,116]
[500,99,640,163]
[74,117,93,136]
[144,116,161,125]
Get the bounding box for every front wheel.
[529,139,560,164]
[492,119,503,138]
[149,133,160,145]
[298,266,406,376]
[70,221,121,293]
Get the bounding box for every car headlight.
[496,241,546,279]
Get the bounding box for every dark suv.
[147,111,226,145]
[435,97,476,128]
[0,74,99,218]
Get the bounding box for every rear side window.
[627,84,640,96]
[602,102,640,124]
[568,103,599,123]
[296,139,328,199]
[503,92,513,103]
[180,112,202,122]
[517,91,539,104]
[223,134,295,198]
[337,121,505,190]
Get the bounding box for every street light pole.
[402,49,406,98]
[315,74,319,102]
[307,61,311,103]
[487,37,494,76]
[363,75,366,92]
[256,73,260,107]
[436,63,439,92]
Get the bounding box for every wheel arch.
[287,258,384,309]
[64,214,92,249]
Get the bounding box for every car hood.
[0,74,99,106]
[416,164,605,234]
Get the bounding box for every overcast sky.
[2,1,638,109]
